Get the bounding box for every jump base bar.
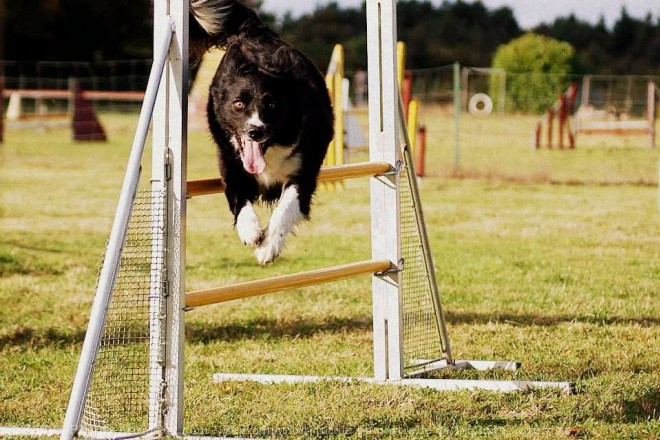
[213,370,574,394]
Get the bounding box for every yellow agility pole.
[185,259,392,308]
[407,98,419,152]
[324,44,345,190]
[396,41,406,87]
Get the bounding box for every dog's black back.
[190,0,333,264]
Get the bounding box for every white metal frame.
[213,1,572,395]
[58,15,179,440]
[57,0,189,437]
[2,1,572,439]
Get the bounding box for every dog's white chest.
[258,145,300,187]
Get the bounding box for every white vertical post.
[581,75,591,108]
[648,80,655,149]
[151,2,168,434]
[148,16,177,433]
[153,0,188,436]
[367,0,404,381]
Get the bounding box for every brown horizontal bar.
[2,89,145,101]
[579,128,650,135]
[186,161,392,198]
[185,259,392,308]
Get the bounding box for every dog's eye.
[267,102,277,110]
[233,101,245,110]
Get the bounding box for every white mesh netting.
[80,189,166,437]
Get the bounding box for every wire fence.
[0,60,152,91]
[2,63,658,183]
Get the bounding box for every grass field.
[1,111,659,439]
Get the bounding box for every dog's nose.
[247,127,265,142]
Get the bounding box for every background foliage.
[490,33,575,113]
[2,0,659,75]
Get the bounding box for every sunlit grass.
[1,112,659,438]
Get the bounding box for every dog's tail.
[190,0,270,45]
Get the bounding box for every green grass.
[1,111,659,439]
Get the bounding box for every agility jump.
[46,2,574,439]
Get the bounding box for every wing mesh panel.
[399,148,448,375]
[80,189,166,436]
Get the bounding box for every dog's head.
[211,49,293,175]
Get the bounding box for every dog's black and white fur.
[189,0,333,265]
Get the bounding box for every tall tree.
[5,0,152,62]
[533,7,660,74]
[491,33,575,113]
[1,0,657,79]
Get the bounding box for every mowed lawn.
[1,111,659,439]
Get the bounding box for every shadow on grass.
[187,316,372,343]
[446,311,660,327]
[3,312,656,350]
[187,311,660,344]
[0,326,86,350]
[624,389,660,422]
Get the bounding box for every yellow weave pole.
[324,70,337,174]
[186,259,392,308]
[333,46,345,170]
[323,44,345,190]
[186,161,392,198]
[407,98,419,152]
[396,41,406,87]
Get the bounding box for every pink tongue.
[241,139,266,175]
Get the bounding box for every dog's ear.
[234,44,299,78]
[270,46,311,78]
[220,43,257,77]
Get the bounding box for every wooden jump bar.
[2,89,145,101]
[186,161,392,197]
[185,259,392,308]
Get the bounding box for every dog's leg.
[255,184,303,265]
[236,201,263,246]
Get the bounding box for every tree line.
[2,0,659,75]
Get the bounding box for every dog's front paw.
[254,232,285,265]
[236,203,263,246]
[237,223,263,246]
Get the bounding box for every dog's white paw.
[254,231,285,265]
[236,202,263,246]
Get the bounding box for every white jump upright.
[368,0,404,382]
[58,0,189,438]
[152,0,188,435]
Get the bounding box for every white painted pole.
[648,80,656,149]
[152,0,189,435]
[60,22,174,440]
[367,0,404,382]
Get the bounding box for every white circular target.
[468,93,494,116]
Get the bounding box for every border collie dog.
[190,0,333,265]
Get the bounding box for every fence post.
[648,81,656,149]
[453,62,461,170]
[0,74,4,143]
[547,107,554,149]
